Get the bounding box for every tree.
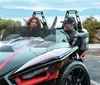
[15,21,22,26]
[82,16,100,43]
[0,18,22,35]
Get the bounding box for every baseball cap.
[61,17,75,24]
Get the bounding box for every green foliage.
[0,18,22,35]
[0,18,22,30]
[82,16,100,43]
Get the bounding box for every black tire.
[56,60,90,85]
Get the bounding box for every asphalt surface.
[84,55,100,85]
[88,44,100,52]
[84,44,100,85]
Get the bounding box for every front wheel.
[56,60,90,85]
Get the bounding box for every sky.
[0,0,100,11]
[0,0,100,25]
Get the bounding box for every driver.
[61,17,78,46]
[61,17,83,54]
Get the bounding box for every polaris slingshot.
[0,11,90,85]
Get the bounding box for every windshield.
[1,26,69,43]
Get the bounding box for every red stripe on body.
[27,50,65,68]
[0,40,39,70]
[79,52,85,58]
[0,47,26,70]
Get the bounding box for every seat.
[72,31,89,52]
[70,17,78,30]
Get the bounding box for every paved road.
[88,44,100,52]
[84,56,100,85]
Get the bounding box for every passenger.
[20,16,41,37]
[27,16,41,28]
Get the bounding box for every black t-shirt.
[20,26,50,38]
[64,29,77,45]
[20,27,41,37]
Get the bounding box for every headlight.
[13,60,68,85]
[21,60,67,80]
[21,67,49,80]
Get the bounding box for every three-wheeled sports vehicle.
[0,11,90,85]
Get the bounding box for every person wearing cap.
[61,17,78,45]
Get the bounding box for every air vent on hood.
[0,46,14,52]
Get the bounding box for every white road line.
[91,80,100,85]
[98,61,100,63]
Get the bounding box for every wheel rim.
[64,67,88,85]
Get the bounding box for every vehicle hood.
[12,46,78,76]
[0,37,54,77]
[0,37,74,77]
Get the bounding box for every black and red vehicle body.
[0,11,90,85]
